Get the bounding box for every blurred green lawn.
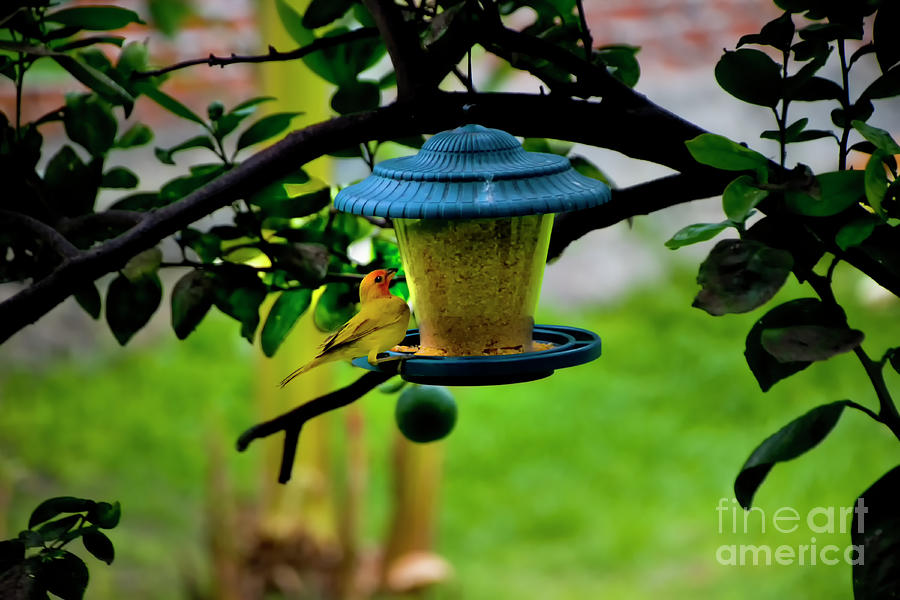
[1,264,898,599]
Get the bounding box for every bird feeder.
[334,124,610,385]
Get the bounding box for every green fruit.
[395,385,457,443]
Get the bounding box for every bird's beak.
[386,268,398,279]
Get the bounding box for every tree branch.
[0,210,79,259]
[362,0,433,98]
[135,28,379,79]
[236,370,395,483]
[57,210,145,236]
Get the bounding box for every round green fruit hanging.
[395,385,457,443]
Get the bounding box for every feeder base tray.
[351,324,601,386]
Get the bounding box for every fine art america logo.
[715,498,866,566]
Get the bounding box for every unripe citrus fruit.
[395,385,457,443]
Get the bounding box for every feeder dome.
[334,124,611,219]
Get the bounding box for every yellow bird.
[279,268,410,387]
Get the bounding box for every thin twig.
[135,28,378,79]
[236,370,395,482]
[574,0,593,62]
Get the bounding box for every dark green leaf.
[737,12,794,51]
[301,27,385,85]
[36,515,81,542]
[693,239,793,315]
[18,530,44,549]
[114,123,153,148]
[685,133,770,171]
[115,40,149,79]
[786,75,843,102]
[236,112,301,151]
[159,164,226,203]
[269,243,329,285]
[861,64,900,100]
[121,248,162,282]
[791,130,835,143]
[134,82,206,125]
[29,498,95,529]
[0,540,24,573]
[722,175,768,222]
[522,138,573,156]
[735,401,849,509]
[664,221,730,250]
[43,145,100,217]
[64,93,117,156]
[52,36,124,52]
[568,155,613,186]
[109,192,165,211]
[799,21,863,42]
[864,150,890,215]
[214,96,275,139]
[276,0,313,47]
[52,55,134,110]
[715,49,782,107]
[261,288,313,357]
[87,501,120,529]
[831,99,874,129]
[212,268,267,342]
[105,273,162,345]
[874,2,900,73]
[81,531,114,565]
[330,81,380,115]
[891,350,900,375]
[171,270,215,339]
[249,173,331,218]
[74,284,102,319]
[154,135,216,165]
[836,216,879,250]
[785,170,865,216]
[853,120,900,155]
[314,282,357,332]
[40,550,88,600]
[46,6,144,30]
[744,298,843,391]
[852,466,900,599]
[101,167,138,189]
[303,0,355,29]
[596,44,640,88]
[849,42,875,68]
[760,325,863,362]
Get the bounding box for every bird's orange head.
[359,268,397,303]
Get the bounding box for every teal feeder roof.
[334,124,611,219]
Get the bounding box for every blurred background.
[1,0,899,598]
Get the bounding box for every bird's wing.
[317,309,406,357]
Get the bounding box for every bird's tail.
[278,358,319,388]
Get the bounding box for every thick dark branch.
[362,0,433,98]
[548,171,733,260]
[136,28,378,79]
[0,210,79,259]
[237,370,394,483]
[57,210,145,236]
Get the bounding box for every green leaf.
[861,64,900,100]
[785,75,843,102]
[873,2,900,73]
[43,145,100,217]
[121,248,162,282]
[693,239,793,316]
[81,531,114,565]
[134,82,206,125]
[685,133,770,171]
[314,282,357,332]
[18,530,44,549]
[105,273,162,345]
[722,175,769,222]
[300,27,385,85]
[87,501,120,529]
[51,36,125,53]
[109,192,165,211]
[74,284,102,319]
[52,55,134,109]
[269,243,329,285]
[46,6,144,30]
[785,170,865,216]
[852,120,900,155]
[64,93,117,156]
[596,44,640,88]
[735,401,849,509]
[744,298,842,391]
[261,288,313,357]
[864,150,890,216]
[148,0,192,36]
[760,325,863,362]
[159,164,226,203]
[302,0,355,29]
[154,135,216,165]
[101,167,138,189]
[853,466,900,599]
[171,270,215,339]
[115,40,149,78]
[330,81,380,115]
[114,123,153,148]
[249,172,331,218]
[568,155,614,186]
[29,498,95,529]
[213,96,275,139]
[737,12,794,51]
[212,269,267,342]
[276,0,313,47]
[664,221,730,250]
[522,138,574,156]
[36,515,81,542]
[836,216,879,250]
[236,112,302,151]
[715,49,782,107]
[40,550,89,600]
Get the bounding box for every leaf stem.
[837,39,851,171]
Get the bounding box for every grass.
[1,264,898,599]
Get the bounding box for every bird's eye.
[374,276,383,283]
